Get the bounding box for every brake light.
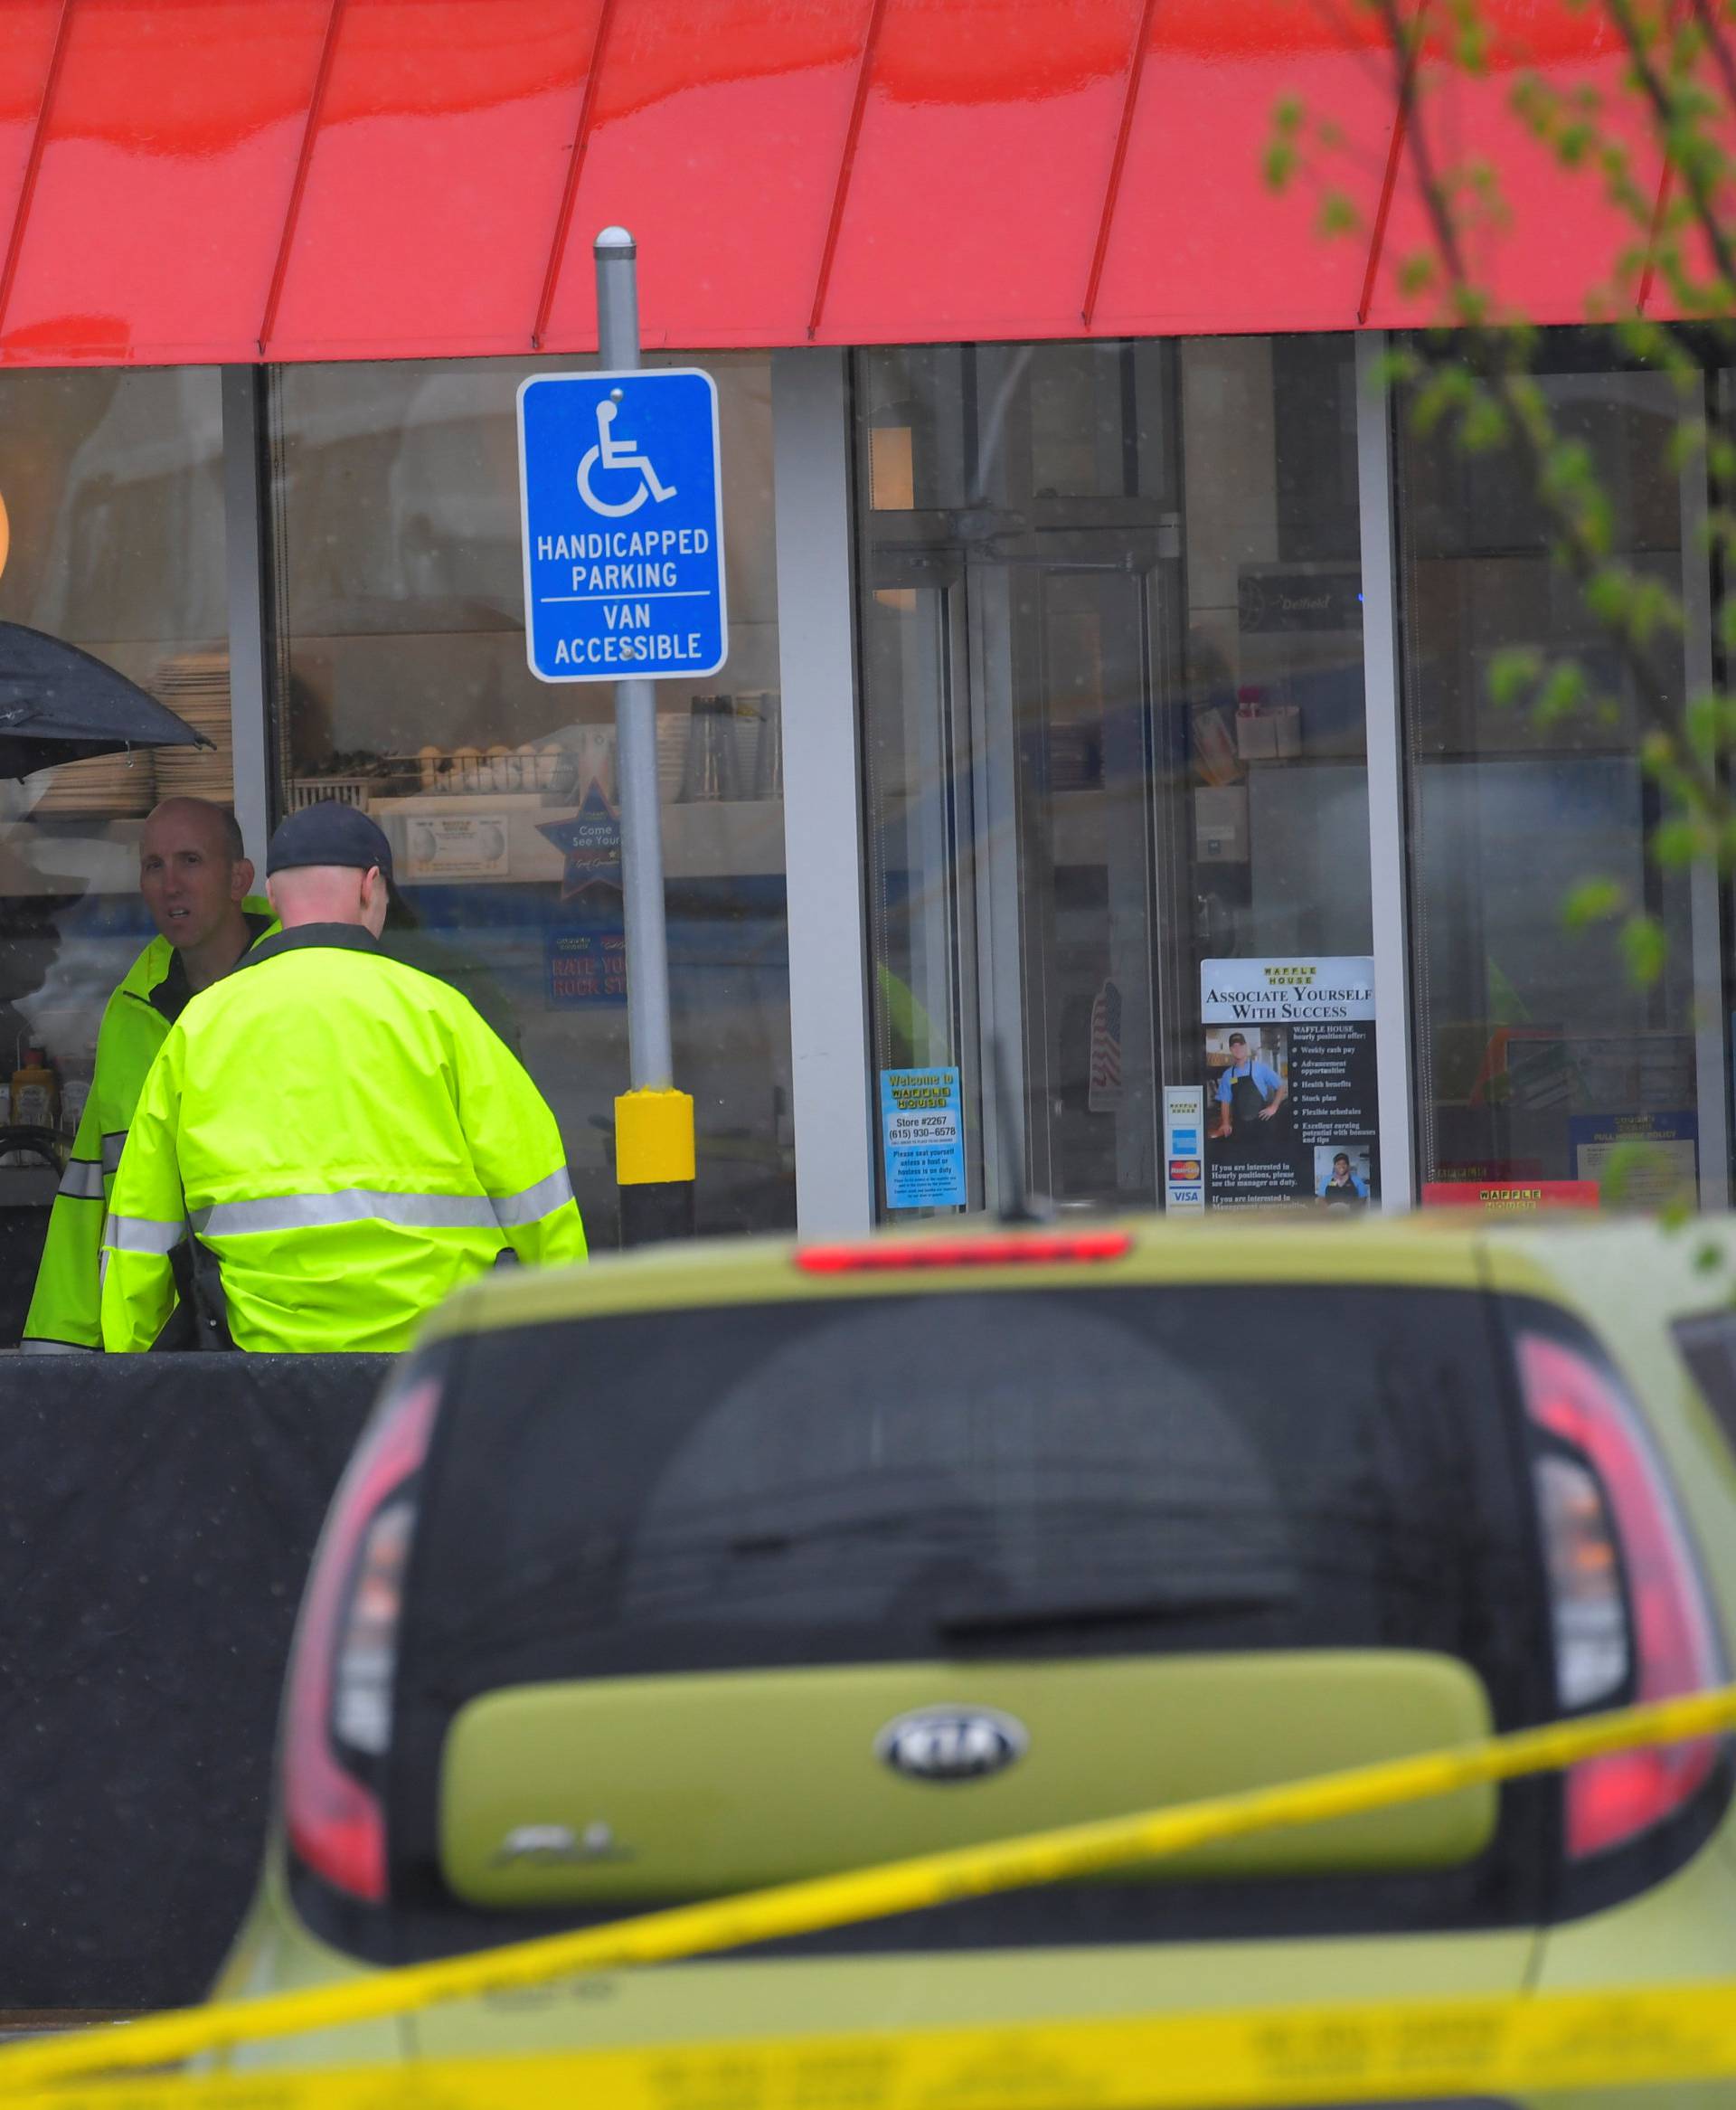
[797,1231,1132,1273]
[1520,1334,1725,1859]
[282,1371,441,1903]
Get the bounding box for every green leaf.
[1641,574,1683,641]
[1686,687,1722,763]
[1596,1138,1694,1214]
[1619,912,1669,987]
[1317,189,1361,240]
[1534,661,1588,724]
[1397,251,1439,298]
[1562,876,1625,928]
[1668,419,1707,474]
[1650,815,1703,868]
[1585,567,1632,624]
[1557,119,1594,167]
[1488,646,1543,707]
[1460,393,1509,450]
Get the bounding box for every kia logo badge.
[875,1707,1028,1784]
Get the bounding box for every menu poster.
[1570,1110,1698,1209]
[1200,958,1380,1210]
[401,813,510,880]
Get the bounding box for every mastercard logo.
[1168,1158,1202,1182]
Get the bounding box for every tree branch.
[1605,0,1736,299]
[1366,0,1722,815]
[1688,0,1736,119]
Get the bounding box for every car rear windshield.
[366,1283,1554,1957]
[410,1285,1537,1686]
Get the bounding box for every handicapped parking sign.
[517,368,727,683]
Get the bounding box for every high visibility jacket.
[22,902,277,1353]
[99,923,587,1355]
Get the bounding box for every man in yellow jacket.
[22,798,275,1352]
[100,800,585,1354]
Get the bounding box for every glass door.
[974,549,1171,1209]
[856,335,1376,1223]
[856,342,1182,1216]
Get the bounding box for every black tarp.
[0,1353,383,2011]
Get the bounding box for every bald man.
[22,799,275,1351]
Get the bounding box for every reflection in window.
[267,355,792,1243]
[1178,335,1370,980]
[0,368,227,1343]
[1397,339,1699,1202]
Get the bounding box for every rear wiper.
[727,1509,981,1556]
[935,1583,1293,1643]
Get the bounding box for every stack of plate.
[150,650,232,804]
[31,745,156,817]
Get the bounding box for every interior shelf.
[2,790,790,899]
[368,792,788,884]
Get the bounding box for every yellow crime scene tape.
[7,1682,1736,2105]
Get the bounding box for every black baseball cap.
[266,800,393,882]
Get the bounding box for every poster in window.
[880,1066,967,1211]
[1201,957,1379,1210]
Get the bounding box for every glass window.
[425,1286,1528,1685]
[0,368,227,1342]
[854,335,1372,1217]
[265,355,791,1244]
[1397,336,1700,1204]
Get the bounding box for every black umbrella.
[0,621,212,780]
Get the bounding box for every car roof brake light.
[797,1230,1133,1273]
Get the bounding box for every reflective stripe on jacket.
[99,924,587,1354]
[22,902,276,1352]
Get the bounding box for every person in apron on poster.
[1211,1031,1288,1158]
[1318,1151,1369,1206]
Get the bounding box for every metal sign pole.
[595,229,674,1093]
[594,227,695,1242]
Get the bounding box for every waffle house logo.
[1201,956,1376,1024]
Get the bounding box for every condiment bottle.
[12,1048,58,1130]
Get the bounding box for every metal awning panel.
[0,0,330,364]
[0,0,1711,366]
[1367,8,1670,329]
[265,0,609,360]
[1087,0,1404,338]
[537,0,871,353]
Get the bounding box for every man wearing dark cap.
[99,800,585,1354]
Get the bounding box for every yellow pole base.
[615,1087,696,1187]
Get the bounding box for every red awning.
[0,0,1697,367]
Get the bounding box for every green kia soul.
[213,1215,1736,2096]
